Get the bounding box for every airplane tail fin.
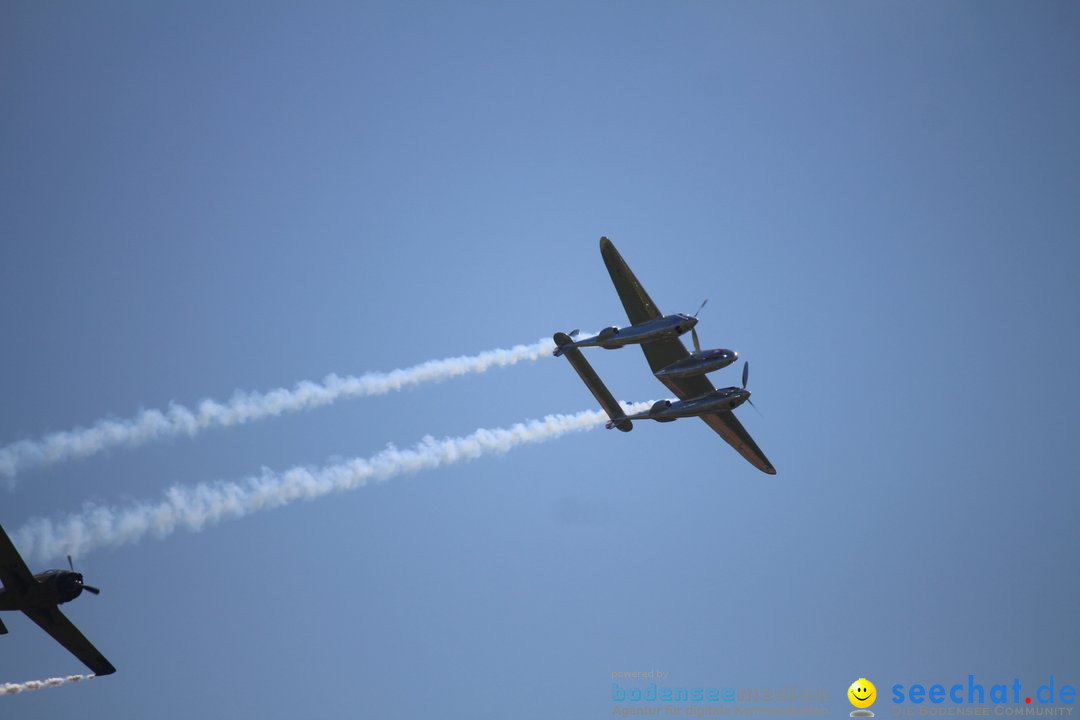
[605,416,632,432]
[552,331,572,357]
[552,330,582,357]
[552,333,632,432]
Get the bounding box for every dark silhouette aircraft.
[553,237,775,474]
[0,522,116,676]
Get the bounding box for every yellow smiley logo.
[848,678,877,709]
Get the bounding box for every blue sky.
[2,2,1078,717]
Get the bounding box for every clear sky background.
[2,2,1078,718]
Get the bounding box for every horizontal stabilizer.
[553,331,574,357]
[552,333,631,432]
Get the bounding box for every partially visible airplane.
[0,522,116,676]
[553,237,775,474]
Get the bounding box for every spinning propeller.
[741,361,762,416]
[68,555,101,595]
[689,298,708,352]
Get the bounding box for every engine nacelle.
[598,325,621,349]
[648,399,673,423]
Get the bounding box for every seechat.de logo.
[891,676,1076,712]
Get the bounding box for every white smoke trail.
[0,674,94,696]
[1,336,563,483]
[14,403,650,564]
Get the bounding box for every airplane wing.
[553,332,632,431]
[0,523,35,596]
[599,236,777,475]
[599,236,662,326]
[21,605,116,676]
[698,412,777,475]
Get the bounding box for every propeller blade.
[693,298,708,318]
[741,361,749,389]
[747,398,763,418]
[691,326,701,353]
[82,585,101,595]
[67,555,74,572]
[569,329,580,338]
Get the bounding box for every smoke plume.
[1,336,560,483]
[14,404,649,563]
[1,674,94,696]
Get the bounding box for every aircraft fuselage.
[0,570,86,611]
[654,348,738,379]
